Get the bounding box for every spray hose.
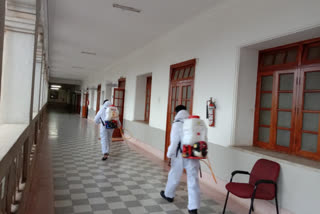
[200,157,217,184]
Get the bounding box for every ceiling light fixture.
[81,51,96,56]
[51,88,59,91]
[113,3,141,13]
[51,85,61,88]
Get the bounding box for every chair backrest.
[249,159,280,196]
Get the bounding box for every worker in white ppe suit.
[94,100,121,161]
[160,105,200,214]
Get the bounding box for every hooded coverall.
[94,101,121,155]
[164,110,200,210]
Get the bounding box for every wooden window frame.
[253,37,320,161]
[144,76,152,122]
[0,0,5,98]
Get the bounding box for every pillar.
[0,1,36,124]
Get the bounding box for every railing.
[0,106,47,214]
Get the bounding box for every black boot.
[188,209,198,214]
[160,190,174,203]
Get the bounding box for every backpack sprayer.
[182,115,217,183]
[104,105,119,129]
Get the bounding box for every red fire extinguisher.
[206,97,216,127]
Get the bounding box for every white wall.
[234,48,259,146]
[134,73,152,121]
[83,0,320,147]
[80,0,320,213]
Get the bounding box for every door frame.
[118,78,126,89]
[96,84,101,113]
[112,88,125,139]
[82,90,89,118]
[164,59,196,161]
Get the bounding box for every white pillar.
[33,34,43,114]
[0,1,36,124]
[33,59,42,113]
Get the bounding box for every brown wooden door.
[76,94,81,114]
[81,93,89,118]
[165,59,196,160]
[145,76,152,122]
[113,88,125,138]
[96,84,101,113]
[118,78,126,89]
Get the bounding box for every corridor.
[49,111,233,214]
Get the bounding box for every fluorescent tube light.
[51,85,61,88]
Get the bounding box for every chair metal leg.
[222,191,230,214]
[249,197,255,214]
[275,193,279,214]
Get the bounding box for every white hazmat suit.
[165,110,200,210]
[94,101,121,155]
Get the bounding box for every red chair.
[222,159,280,214]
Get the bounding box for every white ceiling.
[48,0,221,80]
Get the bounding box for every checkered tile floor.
[49,112,233,214]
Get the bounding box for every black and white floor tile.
[49,112,233,214]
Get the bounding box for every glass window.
[261,76,273,91]
[307,45,320,61]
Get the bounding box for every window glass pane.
[276,129,290,147]
[186,101,191,112]
[274,52,286,65]
[183,68,190,78]
[114,90,118,98]
[286,48,298,63]
[305,72,320,90]
[259,110,271,125]
[307,45,320,61]
[174,70,179,80]
[178,69,184,79]
[260,93,272,108]
[263,54,274,66]
[278,93,292,109]
[119,91,123,98]
[119,99,123,107]
[301,133,318,153]
[172,87,176,99]
[171,113,174,124]
[277,111,291,128]
[279,74,294,91]
[261,76,273,91]
[176,87,179,99]
[304,93,320,110]
[189,66,195,77]
[114,99,118,106]
[303,113,319,132]
[171,102,175,114]
[182,86,187,99]
[258,127,270,143]
[187,86,191,99]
